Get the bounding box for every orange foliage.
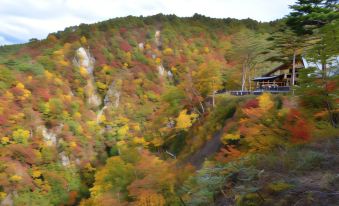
[47,34,58,42]
[243,99,259,109]
[128,151,175,199]
[325,80,337,92]
[215,145,243,163]
[67,191,78,205]
[284,109,311,142]
[134,191,165,206]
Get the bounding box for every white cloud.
[0,36,13,46]
[0,0,296,45]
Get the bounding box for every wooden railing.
[255,86,290,91]
[217,86,291,96]
[256,81,288,87]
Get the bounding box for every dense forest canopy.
[0,1,338,205]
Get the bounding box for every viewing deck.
[217,86,291,96]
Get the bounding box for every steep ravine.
[186,130,223,169]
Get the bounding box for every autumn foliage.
[284,109,311,141]
[0,13,337,206]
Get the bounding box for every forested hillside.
[0,1,338,205]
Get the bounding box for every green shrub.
[0,67,14,90]
[5,56,44,75]
[236,193,262,206]
[267,182,294,193]
[14,190,53,206]
[295,150,325,171]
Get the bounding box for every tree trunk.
[322,62,327,80]
[248,69,252,91]
[325,100,337,128]
[292,51,296,86]
[241,63,246,91]
[212,91,215,108]
[165,150,176,159]
[320,56,336,127]
[212,79,216,107]
[200,102,205,114]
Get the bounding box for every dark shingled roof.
[252,74,283,81]
[263,55,305,77]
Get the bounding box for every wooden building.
[253,56,305,91]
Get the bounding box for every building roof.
[263,55,305,77]
[252,74,282,81]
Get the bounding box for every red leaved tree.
[284,109,311,142]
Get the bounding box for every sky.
[0,0,296,45]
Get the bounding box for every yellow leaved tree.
[14,82,31,101]
[12,129,30,145]
[163,48,173,56]
[80,36,87,45]
[135,192,165,206]
[176,109,198,130]
[258,93,274,111]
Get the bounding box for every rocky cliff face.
[74,47,101,108]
